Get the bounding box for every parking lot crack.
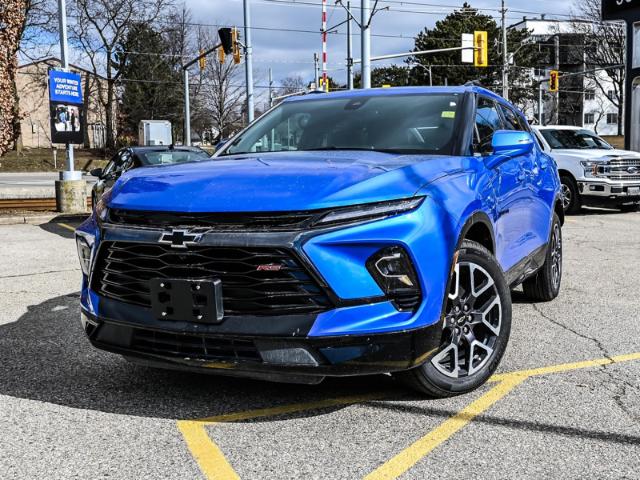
[531,303,639,424]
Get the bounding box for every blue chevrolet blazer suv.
[76,86,564,397]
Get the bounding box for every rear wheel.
[393,240,511,397]
[560,175,581,214]
[522,214,562,302]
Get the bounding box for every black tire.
[392,240,512,398]
[522,214,562,302]
[618,203,639,213]
[560,175,581,214]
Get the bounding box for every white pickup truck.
[532,126,640,213]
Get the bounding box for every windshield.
[221,93,461,156]
[137,149,211,166]
[540,129,612,150]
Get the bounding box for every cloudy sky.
[185,0,574,104]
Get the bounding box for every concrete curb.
[0,213,89,226]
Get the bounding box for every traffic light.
[218,47,226,64]
[218,28,233,55]
[198,49,206,70]
[549,70,559,93]
[474,31,488,68]
[232,27,242,64]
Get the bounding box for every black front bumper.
[82,303,442,384]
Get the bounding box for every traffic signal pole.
[346,0,354,90]
[501,0,509,100]
[243,0,255,123]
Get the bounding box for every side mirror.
[90,168,104,178]
[215,139,228,153]
[486,131,534,168]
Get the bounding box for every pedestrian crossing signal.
[474,31,488,68]
[549,70,559,93]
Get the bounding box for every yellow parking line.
[363,376,526,480]
[178,393,387,480]
[178,352,640,480]
[57,222,76,232]
[490,351,640,382]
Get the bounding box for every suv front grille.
[108,209,323,232]
[92,241,333,316]
[130,328,261,362]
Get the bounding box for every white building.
[510,18,622,136]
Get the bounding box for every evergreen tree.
[408,3,539,106]
[117,23,182,140]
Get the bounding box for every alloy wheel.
[431,262,502,379]
[560,183,572,211]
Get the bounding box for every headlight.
[580,160,605,177]
[313,197,425,227]
[366,246,422,312]
[76,231,95,276]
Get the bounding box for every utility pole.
[501,0,509,100]
[243,0,255,123]
[314,53,320,88]
[268,68,273,108]
[554,34,560,124]
[346,0,354,90]
[361,0,371,88]
[183,69,191,145]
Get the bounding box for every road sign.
[48,70,83,144]
[602,0,639,20]
[461,33,474,64]
[549,70,559,93]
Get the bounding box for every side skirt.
[505,244,548,288]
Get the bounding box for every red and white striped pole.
[321,0,328,91]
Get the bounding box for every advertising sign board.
[48,70,84,144]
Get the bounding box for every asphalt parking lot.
[1,211,639,480]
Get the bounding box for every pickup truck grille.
[598,157,640,180]
[92,241,333,316]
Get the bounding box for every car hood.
[107,151,467,212]
[551,148,640,161]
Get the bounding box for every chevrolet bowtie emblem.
[159,229,203,249]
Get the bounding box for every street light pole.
[361,0,371,89]
[183,69,191,145]
[243,0,255,123]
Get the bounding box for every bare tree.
[571,0,625,135]
[69,0,174,149]
[278,76,307,96]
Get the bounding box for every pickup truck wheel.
[560,175,581,214]
[392,240,511,398]
[618,203,639,213]
[522,214,562,302]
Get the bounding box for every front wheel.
[393,240,512,398]
[560,175,581,214]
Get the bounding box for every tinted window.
[540,129,613,150]
[222,94,462,156]
[500,105,528,131]
[474,97,503,155]
[137,150,211,165]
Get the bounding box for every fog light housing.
[75,232,95,276]
[366,246,421,312]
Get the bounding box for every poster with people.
[48,70,84,144]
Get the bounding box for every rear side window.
[500,104,528,131]
[474,97,503,155]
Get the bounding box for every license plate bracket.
[150,278,224,323]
